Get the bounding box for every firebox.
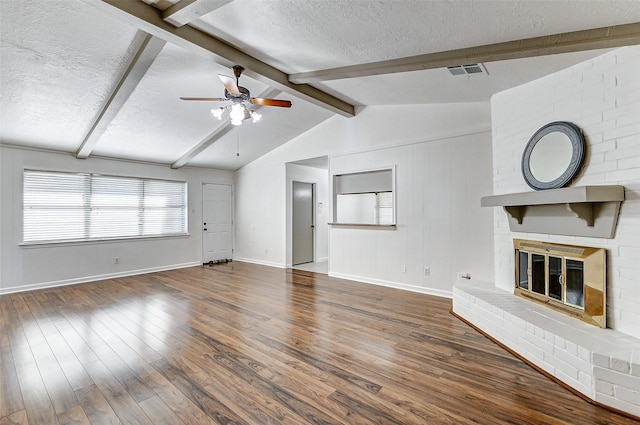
[513,239,606,328]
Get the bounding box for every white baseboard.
[233,257,286,269]
[0,262,200,295]
[329,272,453,299]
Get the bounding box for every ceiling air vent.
[447,63,488,77]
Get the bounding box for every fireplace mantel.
[481,185,624,238]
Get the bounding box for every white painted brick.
[578,370,592,391]
[605,168,640,182]
[595,379,615,396]
[611,357,631,374]
[603,122,640,141]
[614,386,640,409]
[578,346,590,362]
[547,352,580,380]
[593,353,610,368]
[595,393,640,418]
[594,366,640,392]
[616,88,640,108]
[519,337,544,361]
[619,155,640,171]
[555,369,583,393]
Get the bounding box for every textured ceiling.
[1,0,639,170]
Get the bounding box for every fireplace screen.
[514,239,606,328]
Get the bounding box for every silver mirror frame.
[521,121,585,190]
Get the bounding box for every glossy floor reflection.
[0,262,634,424]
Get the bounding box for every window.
[23,170,187,244]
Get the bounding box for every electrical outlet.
[424,267,430,276]
[114,257,120,264]
[401,265,406,273]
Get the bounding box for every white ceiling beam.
[96,0,355,117]
[76,31,166,159]
[171,88,281,169]
[289,22,640,83]
[163,0,233,27]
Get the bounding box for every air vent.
[447,63,488,77]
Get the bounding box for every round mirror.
[522,121,585,190]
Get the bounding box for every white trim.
[329,272,453,299]
[233,257,286,269]
[0,262,200,295]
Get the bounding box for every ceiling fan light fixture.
[251,110,262,123]
[230,103,245,126]
[211,107,225,120]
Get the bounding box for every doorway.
[292,181,314,266]
[202,183,233,264]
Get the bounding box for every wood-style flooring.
[0,262,635,425]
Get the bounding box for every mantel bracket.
[503,206,524,224]
[566,203,594,226]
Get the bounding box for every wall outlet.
[424,267,430,276]
[401,265,406,273]
[114,257,120,264]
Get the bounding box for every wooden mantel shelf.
[481,185,625,238]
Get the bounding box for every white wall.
[0,145,234,293]
[235,102,494,296]
[330,132,494,297]
[491,46,640,338]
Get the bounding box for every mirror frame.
[521,121,585,190]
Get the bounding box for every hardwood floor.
[0,262,635,425]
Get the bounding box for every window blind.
[23,170,187,243]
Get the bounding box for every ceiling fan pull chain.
[236,129,240,157]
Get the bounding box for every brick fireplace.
[452,45,640,418]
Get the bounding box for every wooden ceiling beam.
[96,0,355,117]
[162,0,233,27]
[76,31,166,159]
[289,22,640,83]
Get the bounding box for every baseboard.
[0,262,200,295]
[329,272,452,299]
[233,257,286,269]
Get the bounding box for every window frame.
[330,166,397,227]
[22,169,188,246]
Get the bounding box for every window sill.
[20,233,190,248]
[328,223,396,228]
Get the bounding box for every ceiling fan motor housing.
[225,86,250,101]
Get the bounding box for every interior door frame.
[287,178,317,268]
[201,182,234,264]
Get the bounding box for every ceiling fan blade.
[218,74,240,95]
[180,97,228,101]
[250,98,292,108]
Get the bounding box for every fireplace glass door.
[565,259,584,308]
[513,239,605,328]
[548,256,562,301]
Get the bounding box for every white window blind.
[23,170,187,243]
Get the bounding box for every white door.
[202,183,233,264]
[292,181,314,265]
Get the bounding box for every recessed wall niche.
[331,167,396,226]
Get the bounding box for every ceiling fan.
[180,65,292,126]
